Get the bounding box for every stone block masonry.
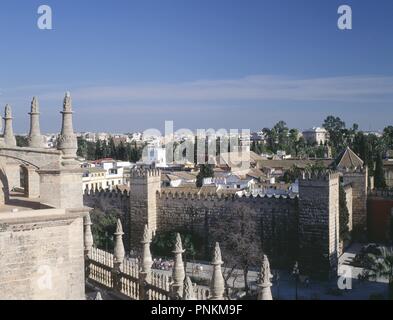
[341,168,368,237]
[84,169,344,277]
[0,208,86,300]
[298,172,340,278]
[0,93,93,299]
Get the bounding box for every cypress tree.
[339,184,350,241]
[374,153,387,189]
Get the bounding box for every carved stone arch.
[0,165,10,205]
[0,154,41,200]
[0,154,40,170]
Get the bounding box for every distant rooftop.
[303,127,327,133]
[334,147,364,170]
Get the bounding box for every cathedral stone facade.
[0,94,90,300]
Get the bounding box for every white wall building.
[141,146,167,168]
[82,160,132,191]
[302,127,328,145]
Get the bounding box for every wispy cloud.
[31,74,393,104]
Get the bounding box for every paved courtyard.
[130,242,390,300]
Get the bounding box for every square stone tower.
[298,171,340,278]
[341,168,368,237]
[128,169,161,251]
[334,147,368,237]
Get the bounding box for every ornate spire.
[210,242,225,300]
[28,97,44,148]
[3,104,16,147]
[31,96,39,113]
[257,255,273,300]
[58,92,77,164]
[142,224,152,244]
[141,225,152,275]
[83,213,94,258]
[183,276,196,300]
[63,91,72,111]
[174,233,184,254]
[113,219,125,265]
[172,233,186,298]
[212,242,223,264]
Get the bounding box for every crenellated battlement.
[300,169,341,181]
[84,187,130,199]
[130,168,161,179]
[157,190,298,201]
[341,166,368,174]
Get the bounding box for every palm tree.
[361,247,393,300]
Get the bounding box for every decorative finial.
[259,255,273,286]
[173,233,185,253]
[141,224,153,276]
[183,277,196,300]
[114,219,124,236]
[83,213,94,257]
[113,219,125,264]
[212,242,223,265]
[31,97,39,113]
[63,91,72,112]
[142,224,151,244]
[58,91,77,162]
[28,96,44,148]
[4,104,12,118]
[172,232,186,298]
[3,104,16,147]
[257,255,273,300]
[210,242,225,300]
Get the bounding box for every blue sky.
[1,0,393,133]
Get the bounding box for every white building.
[302,127,328,145]
[141,146,167,168]
[82,159,132,191]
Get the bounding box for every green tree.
[210,204,264,294]
[305,160,328,174]
[374,152,387,189]
[383,126,393,151]
[90,208,121,251]
[251,141,257,153]
[95,139,103,159]
[282,165,301,183]
[77,137,88,158]
[339,184,350,241]
[151,231,201,261]
[117,141,127,161]
[108,138,117,159]
[196,164,214,188]
[16,135,29,147]
[323,116,346,155]
[86,141,96,160]
[102,140,109,158]
[353,132,372,170]
[288,129,299,156]
[361,247,393,300]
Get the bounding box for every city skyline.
[1,0,393,133]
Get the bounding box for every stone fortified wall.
[341,167,368,236]
[0,94,90,300]
[298,172,340,277]
[84,169,341,275]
